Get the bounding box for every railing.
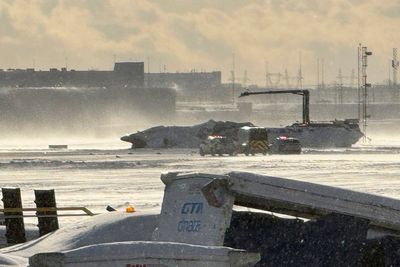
[0,206,96,219]
[1,188,96,245]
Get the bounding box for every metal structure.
[265,61,282,88]
[359,46,372,142]
[0,207,95,218]
[357,44,362,120]
[240,89,310,124]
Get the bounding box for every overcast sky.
[1,0,399,85]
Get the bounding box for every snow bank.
[0,211,158,266]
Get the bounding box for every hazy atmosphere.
[1,1,400,266]
[1,0,400,84]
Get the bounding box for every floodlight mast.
[239,89,310,125]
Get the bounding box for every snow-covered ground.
[1,139,400,229]
[0,137,400,264]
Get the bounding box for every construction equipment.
[239,89,363,147]
[240,89,310,124]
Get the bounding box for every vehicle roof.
[240,126,266,130]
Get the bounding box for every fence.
[0,188,95,245]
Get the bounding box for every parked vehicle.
[199,135,237,156]
[237,127,269,155]
[269,136,302,154]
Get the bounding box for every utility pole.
[231,53,235,104]
[316,57,320,89]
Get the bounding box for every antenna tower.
[357,44,362,120]
[360,45,372,142]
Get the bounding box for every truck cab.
[237,126,268,155]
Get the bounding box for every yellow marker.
[126,205,135,213]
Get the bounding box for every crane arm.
[239,89,310,125]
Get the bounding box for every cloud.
[0,0,399,84]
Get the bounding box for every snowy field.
[1,137,400,230]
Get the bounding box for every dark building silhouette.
[0,62,144,88]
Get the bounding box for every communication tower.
[358,45,372,142]
[357,44,362,120]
